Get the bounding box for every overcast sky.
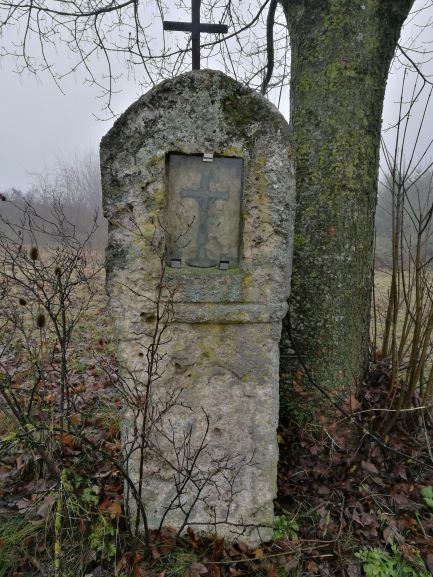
[0,0,432,192]
[0,61,139,189]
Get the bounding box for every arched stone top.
[101,69,291,170]
[101,69,295,316]
[100,70,296,546]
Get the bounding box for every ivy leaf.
[420,486,433,509]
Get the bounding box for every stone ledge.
[172,302,288,323]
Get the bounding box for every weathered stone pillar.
[101,70,294,546]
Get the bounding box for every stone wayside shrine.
[101,69,295,545]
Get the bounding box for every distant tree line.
[0,153,107,250]
[3,151,433,266]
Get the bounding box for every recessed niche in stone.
[166,154,243,268]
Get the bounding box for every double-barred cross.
[163,0,228,70]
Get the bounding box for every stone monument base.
[101,69,295,546]
[121,314,285,545]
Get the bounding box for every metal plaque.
[166,154,243,268]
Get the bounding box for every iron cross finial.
[163,0,228,70]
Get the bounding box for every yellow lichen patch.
[250,155,271,228]
[198,325,225,361]
[153,189,165,205]
[132,221,155,241]
[222,146,243,157]
[242,273,253,290]
[146,155,163,170]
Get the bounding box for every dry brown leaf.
[132,551,144,577]
[16,498,32,512]
[305,560,318,573]
[209,565,221,577]
[346,562,361,577]
[71,383,86,394]
[70,414,81,425]
[392,492,411,510]
[106,500,122,519]
[253,548,264,559]
[151,545,161,560]
[105,440,122,452]
[361,461,379,475]
[0,465,12,478]
[36,494,57,518]
[383,525,404,544]
[115,556,127,575]
[185,562,209,577]
[62,433,75,447]
[280,556,298,572]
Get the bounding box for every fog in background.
[0,1,290,191]
[0,0,432,221]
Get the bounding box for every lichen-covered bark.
[280,0,414,418]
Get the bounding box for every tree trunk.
[280,0,414,420]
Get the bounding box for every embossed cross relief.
[166,154,243,269]
[180,171,229,267]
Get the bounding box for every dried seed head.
[0,193,6,201]
[29,247,39,261]
[18,297,27,306]
[54,267,61,276]
[36,313,46,329]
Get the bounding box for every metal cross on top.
[163,0,228,70]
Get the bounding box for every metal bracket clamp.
[170,258,182,268]
[203,152,214,162]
